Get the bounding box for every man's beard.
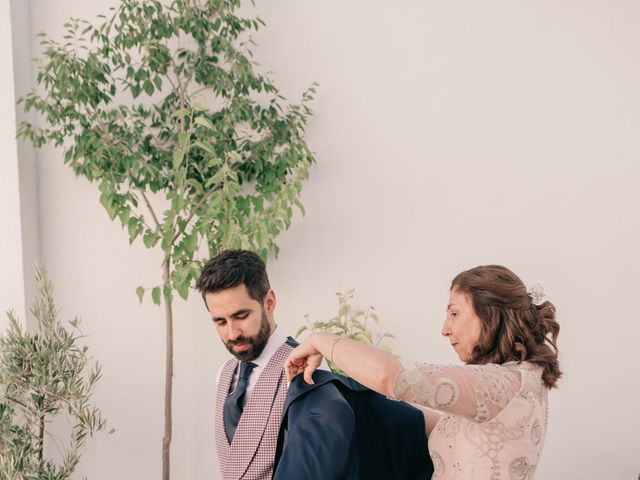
[224,309,271,362]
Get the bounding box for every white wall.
[11,0,41,330]
[1,0,26,330]
[18,1,640,479]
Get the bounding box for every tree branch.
[171,184,220,244]
[6,395,30,410]
[139,189,161,229]
[38,414,45,465]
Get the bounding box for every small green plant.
[296,289,394,374]
[0,265,110,479]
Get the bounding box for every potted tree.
[18,1,316,477]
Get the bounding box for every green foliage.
[18,0,316,302]
[296,290,394,375]
[0,265,110,479]
[18,3,316,476]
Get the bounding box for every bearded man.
[196,250,433,480]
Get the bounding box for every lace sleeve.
[391,359,522,423]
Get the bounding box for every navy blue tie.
[223,361,257,443]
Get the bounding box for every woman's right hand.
[285,333,326,384]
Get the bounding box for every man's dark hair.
[195,249,270,305]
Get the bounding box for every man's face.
[205,284,276,362]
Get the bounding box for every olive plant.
[17,1,316,478]
[0,265,109,479]
[296,290,394,374]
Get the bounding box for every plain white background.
[4,0,640,478]
[1,0,25,329]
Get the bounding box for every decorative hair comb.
[527,283,545,306]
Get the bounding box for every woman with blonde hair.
[285,265,561,479]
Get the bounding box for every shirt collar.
[252,325,287,369]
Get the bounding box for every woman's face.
[442,288,483,363]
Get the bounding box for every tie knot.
[238,361,256,380]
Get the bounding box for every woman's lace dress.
[392,360,547,480]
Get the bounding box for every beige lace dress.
[392,360,547,480]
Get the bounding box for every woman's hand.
[286,332,399,397]
[285,334,325,384]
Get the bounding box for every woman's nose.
[441,317,451,337]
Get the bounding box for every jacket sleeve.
[273,382,355,480]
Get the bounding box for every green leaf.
[127,217,141,242]
[171,108,190,118]
[143,230,159,248]
[175,277,189,300]
[184,233,198,254]
[207,157,223,169]
[143,80,154,96]
[151,287,161,305]
[172,149,184,170]
[136,286,145,303]
[185,179,204,195]
[99,192,117,220]
[227,151,242,164]
[178,132,189,150]
[193,140,215,155]
[118,206,131,225]
[194,116,214,130]
[161,227,175,253]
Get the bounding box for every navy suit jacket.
[273,370,434,480]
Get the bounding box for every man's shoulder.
[284,370,366,408]
[286,374,353,416]
[215,357,238,385]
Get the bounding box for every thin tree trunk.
[162,259,173,480]
[38,414,45,465]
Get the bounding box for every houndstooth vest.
[215,342,293,480]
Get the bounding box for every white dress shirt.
[216,326,328,402]
[216,327,287,399]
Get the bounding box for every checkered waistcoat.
[215,342,293,480]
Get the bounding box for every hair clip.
[527,284,545,306]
